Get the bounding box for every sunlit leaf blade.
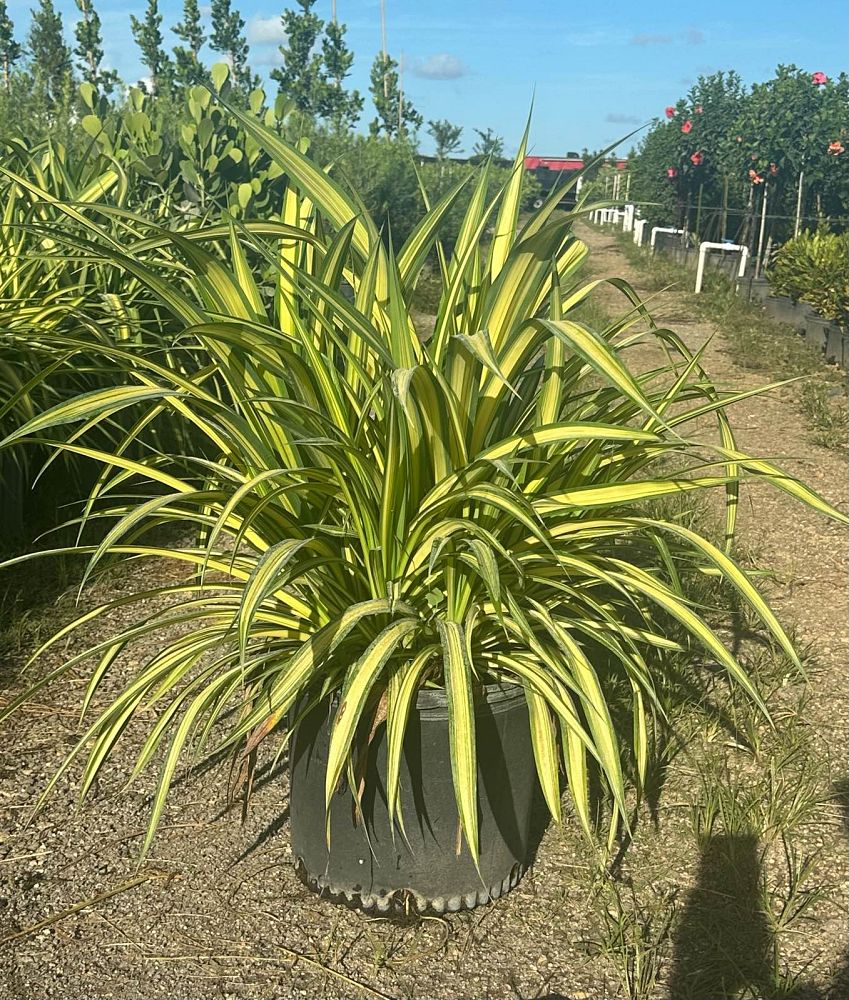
[437,619,480,863]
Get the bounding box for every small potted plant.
[2,105,845,916]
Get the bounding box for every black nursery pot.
[749,277,770,303]
[764,294,803,329]
[289,684,542,916]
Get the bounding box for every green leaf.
[437,619,479,863]
[211,62,230,92]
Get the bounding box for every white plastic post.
[622,203,635,232]
[694,241,749,294]
[650,226,684,249]
[794,170,804,238]
[755,184,769,278]
[633,219,648,247]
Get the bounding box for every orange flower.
[748,169,764,185]
[828,141,844,155]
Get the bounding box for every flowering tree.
[735,65,848,228]
[630,66,848,243]
[631,72,746,237]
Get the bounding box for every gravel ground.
[0,225,846,1000]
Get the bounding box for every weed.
[588,879,678,1000]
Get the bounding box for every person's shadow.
[667,831,772,999]
[827,777,849,999]
[668,777,849,999]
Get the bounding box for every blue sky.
[7,0,848,155]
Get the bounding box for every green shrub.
[770,230,849,325]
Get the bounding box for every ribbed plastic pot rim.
[411,680,526,719]
[293,856,529,918]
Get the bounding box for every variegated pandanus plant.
[1,101,845,869]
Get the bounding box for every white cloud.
[411,53,466,80]
[247,16,287,46]
[630,33,674,46]
[253,48,285,68]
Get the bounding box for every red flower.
[690,151,703,165]
[828,141,845,155]
[681,120,693,134]
[812,71,829,86]
[694,105,703,114]
[748,169,764,185]
[769,163,779,175]
[666,167,678,178]
[665,106,675,118]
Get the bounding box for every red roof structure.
[524,156,628,171]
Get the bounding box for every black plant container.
[289,684,542,916]
[749,277,770,303]
[735,275,753,302]
[802,316,830,354]
[764,294,803,329]
[824,324,848,367]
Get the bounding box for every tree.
[209,0,252,91]
[736,66,849,227]
[74,0,117,95]
[319,15,361,131]
[271,1,325,117]
[28,0,73,107]
[472,127,504,160]
[629,66,848,241]
[628,72,747,236]
[173,0,206,87]
[0,1,21,93]
[130,0,172,95]
[369,52,422,140]
[427,119,462,159]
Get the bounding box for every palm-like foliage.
[0,135,216,534]
[1,104,845,863]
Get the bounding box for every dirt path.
[579,221,848,732]
[0,226,846,1000]
[579,220,849,992]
